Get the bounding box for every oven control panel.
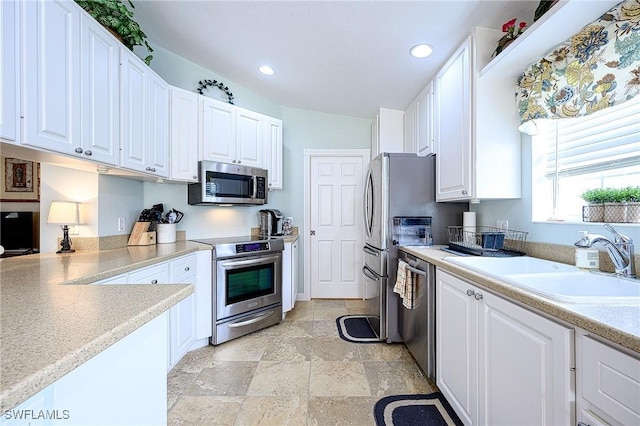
[235,242,270,253]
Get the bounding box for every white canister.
[156,223,176,244]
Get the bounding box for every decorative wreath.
[196,79,234,104]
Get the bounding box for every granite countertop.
[0,241,212,412]
[401,246,640,355]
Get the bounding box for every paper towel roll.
[463,212,476,230]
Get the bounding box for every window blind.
[543,97,640,178]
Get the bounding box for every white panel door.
[1,0,19,144]
[80,17,119,165]
[310,156,364,298]
[23,0,81,152]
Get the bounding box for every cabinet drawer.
[170,254,197,282]
[128,263,169,284]
[581,336,640,425]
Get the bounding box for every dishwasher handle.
[405,264,427,277]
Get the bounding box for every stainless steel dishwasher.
[398,250,435,381]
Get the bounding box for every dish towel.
[394,260,416,309]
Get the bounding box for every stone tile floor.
[167,299,436,425]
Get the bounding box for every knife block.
[127,222,156,246]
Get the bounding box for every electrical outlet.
[118,217,126,232]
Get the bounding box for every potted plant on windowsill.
[582,186,640,223]
[75,0,153,65]
[580,188,607,222]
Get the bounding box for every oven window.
[206,172,253,198]
[226,263,274,305]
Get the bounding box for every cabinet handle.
[145,167,157,173]
[151,279,158,284]
[84,150,92,156]
[475,293,483,300]
[466,289,475,297]
[193,176,197,180]
[238,160,241,164]
[184,266,190,272]
[232,160,237,163]
[577,423,589,426]
[462,190,468,195]
[75,147,83,154]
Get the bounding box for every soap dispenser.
[575,231,600,270]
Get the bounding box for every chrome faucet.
[574,224,635,278]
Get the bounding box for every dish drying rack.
[447,226,528,257]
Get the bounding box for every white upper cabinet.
[235,107,263,168]
[435,29,521,202]
[200,97,236,164]
[263,116,283,190]
[404,82,434,157]
[23,0,81,153]
[1,0,19,144]
[372,108,403,157]
[170,86,199,182]
[80,15,120,165]
[435,37,472,201]
[120,48,169,177]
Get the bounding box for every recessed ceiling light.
[259,65,275,75]
[410,44,433,58]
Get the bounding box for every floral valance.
[516,0,640,134]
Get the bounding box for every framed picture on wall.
[1,157,40,202]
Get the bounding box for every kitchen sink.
[445,256,640,304]
[502,272,640,304]
[445,256,579,275]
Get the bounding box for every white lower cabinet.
[1,312,168,426]
[436,269,574,425]
[576,332,640,425]
[282,239,299,317]
[91,252,209,370]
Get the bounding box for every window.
[531,96,640,222]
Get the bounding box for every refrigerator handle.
[363,168,373,237]
[362,245,380,256]
[362,265,380,281]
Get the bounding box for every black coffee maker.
[259,209,284,236]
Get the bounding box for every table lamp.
[47,201,80,253]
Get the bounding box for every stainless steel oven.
[193,236,284,345]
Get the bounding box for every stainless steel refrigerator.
[362,153,466,343]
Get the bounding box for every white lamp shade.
[47,201,80,225]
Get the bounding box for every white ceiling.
[132,0,539,118]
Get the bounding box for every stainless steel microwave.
[188,161,268,206]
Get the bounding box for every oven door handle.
[220,254,280,269]
[227,309,275,328]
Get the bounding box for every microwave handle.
[252,176,257,199]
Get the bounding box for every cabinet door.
[264,116,283,190]
[435,37,472,201]
[235,107,263,167]
[80,17,119,165]
[416,82,434,157]
[195,250,212,341]
[120,50,148,173]
[147,71,169,177]
[170,87,199,182]
[291,240,298,310]
[403,100,417,154]
[436,270,478,425]
[282,242,293,314]
[200,97,235,163]
[577,334,640,425]
[479,291,574,426]
[23,0,81,153]
[1,0,19,144]
[168,255,197,370]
